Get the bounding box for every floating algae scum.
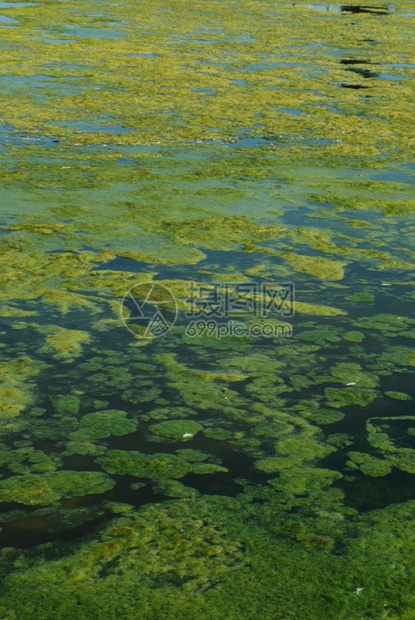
[0,0,415,617]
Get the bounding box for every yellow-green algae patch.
[385,391,412,401]
[39,326,90,361]
[0,0,415,618]
[268,466,343,495]
[281,253,346,281]
[0,471,115,506]
[346,452,392,478]
[0,356,48,420]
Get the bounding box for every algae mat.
[0,0,415,618]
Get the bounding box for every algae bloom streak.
[0,0,415,618]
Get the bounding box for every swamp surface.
[0,0,414,618]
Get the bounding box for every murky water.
[0,0,414,618]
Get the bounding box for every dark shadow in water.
[340,83,370,89]
[345,66,379,79]
[340,58,371,65]
[341,5,390,15]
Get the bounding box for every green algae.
[40,326,90,361]
[281,253,346,281]
[81,410,137,437]
[346,452,392,477]
[0,471,114,506]
[300,408,345,425]
[329,363,379,388]
[97,450,192,480]
[325,386,378,409]
[346,292,375,303]
[296,327,342,345]
[147,420,203,443]
[53,394,80,415]
[385,391,412,401]
[255,433,336,473]
[0,355,48,420]
[366,416,415,474]
[153,479,199,499]
[268,466,343,495]
[0,0,415,618]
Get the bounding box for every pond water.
[0,0,414,618]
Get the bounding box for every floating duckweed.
[53,394,80,415]
[255,434,335,473]
[354,315,412,334]
[300,408,345,425]
[40,327,90,361]
[147,420,203,442]
[192,463,228,475]
[147,406,197,421]
[343,331,364,343]
[0,471,114,505]
[325,387,378,409]
[268,467,343,495]
[346,292,375,303]
[381,346,415,368]
[296,327,342,345]
[385,391,412,401]
[0,307,38,318]
[329,363,379,388]
[121,386,161,403]
[97,450,192,480]
[81,410,137,436]
[64,441,108,457]
[0,356,47,420]
[346,452,392,477]
[366,416,415,474]
[281,253,346,281]
[175,449,210,463]
[153,479,199,499]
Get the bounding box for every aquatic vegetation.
[0,355,48,420]
[281,253,346,281]
[329,362,378,388]
[80,409,137,437]
[299,407,345,425]
[40,326,90,361]
[366,416,415,474]
[0,471,114,506]
[346,452,392,477]
[324,387,378,409]
[97,450,193,480]
[147,419,203,442]
[268,466,343,495]
[53,394,80,415]
[385,391,412,401]
[0,0,414,617]
[153,479,199,499]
